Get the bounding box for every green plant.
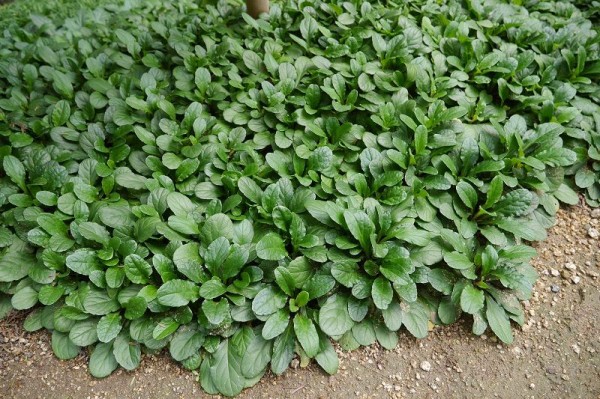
[0,0,598,396]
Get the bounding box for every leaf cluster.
[0,0,598,396]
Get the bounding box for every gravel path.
[1,205,599,399]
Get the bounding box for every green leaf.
[243,50,262,73]
[241,334,272,379]
[51,70,74,98]
[496,218,547,241]
[485,296,513,344]
[308,147,333,172]
[262,309,290,340]
[484,175,503,208]
[173,243,204,283]
[238,177,263,203]
[443,252,473,270]
[153,317,180,340]
[352,320,376,346]
[170,327,205,362]
[84,290,120,316]
[371,277,393,310]
[69,320,99,346]
[3,155,26,190]
[89,342,119,378]
[553,184,579,205]
[97,313,122,343]
[438,297,459,324]
[124,296,147,320]
[381,300,402,331]
[575,168,596,189]
[319,295,354,336]
[52,100,71,126]
[293,313,319,357]
[79,222,110,245]
[200,214,234,243]
[271,324,295,375]
[493,189,533,217]
[52,331,80,360]
[315,337,339,375]
[460,284,485,314]
[252,286,287,316]
[210,340,246,397]
[456,181,478,209]
[11,286,38,310]
[124,254,152,284]
[202,298,229,325]
[428,268,456,295]
[256,233,287,261]
[0,243,35,282]
[401,302,429,339]
[343,211,374,253]
[375,323,398,350]
[157,279,199,307]
[113,333,141,370]
[199,279,227,300]
[66,249,99,276]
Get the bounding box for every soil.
[1,205,599,399]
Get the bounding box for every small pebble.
[588,228,599,239]
[571,275,581,285]
[420,361,432,372]
[550,269,560,277]
[290,358,299,369]
[564,262,577,271]
[551,285,560,293]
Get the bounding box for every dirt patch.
[1,205,599,399]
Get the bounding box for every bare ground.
[1,205,599,399]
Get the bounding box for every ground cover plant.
[0,0,599,396]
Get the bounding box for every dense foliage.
[0,0,599,396]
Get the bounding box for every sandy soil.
[1,205,599,399]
